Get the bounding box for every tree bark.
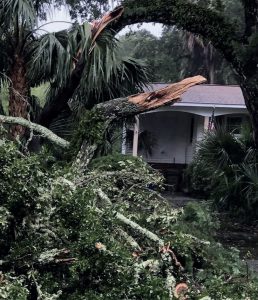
[96,75,206,119]
[239,80,258,145]
[8,54,29,138]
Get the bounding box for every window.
[226,116,244,134]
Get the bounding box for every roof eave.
[174,102,246,109]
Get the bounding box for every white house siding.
[185,115,205,163]
[195,115,205,142]
[138,111,196,164]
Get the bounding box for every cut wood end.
[128,75,207,110]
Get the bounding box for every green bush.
[89,153,147,171]
[188,127,258,221]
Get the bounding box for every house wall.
[123,107,248,165]
[138,111,200,164]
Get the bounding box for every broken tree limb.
[73,75,206,164]
[95,189,210,247]
[0,76,205,152]
[0,115,70,149]
[96,76,206,119]
[96,189,165,247]
[116,227,142,251]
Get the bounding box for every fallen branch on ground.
[96,188,165,246]
[116,227,142,251]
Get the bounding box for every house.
[122,84,248,188]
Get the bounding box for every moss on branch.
[0,115,70,148]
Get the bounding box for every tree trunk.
[96,76,206,119]
[240,80,258,146]
[8,54,29,138]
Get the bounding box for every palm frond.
[75,50,148,108]
[196,127,246,170]
[241,163,258,206]
[0,0,36,27]
[28,30,71,86]
[29,22,92,90]
[35,23,148,107]
[31,16,149,134]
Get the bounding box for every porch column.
[132,116,139,157]
[204,116,209,130]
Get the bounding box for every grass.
[0,83,49,115]
[31,83,49,107]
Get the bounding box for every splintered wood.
[90,6,124,46]
[128,75,207,110]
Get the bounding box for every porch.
[122,104,248,189]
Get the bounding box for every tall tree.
[0,0,38,137]
[120,28,190,83]
[0,0,66,137]
[120,27,236,84]
[65,0,110,20]
[109,0,258,145]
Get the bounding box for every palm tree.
[30,6,148,137]
[0,2,148,140]
[0,0,38,137]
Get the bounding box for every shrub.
[188,127,258,221]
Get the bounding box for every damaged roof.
[144,83,245,106]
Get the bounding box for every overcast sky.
[39,6,163,37]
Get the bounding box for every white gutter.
[174,102,246,109]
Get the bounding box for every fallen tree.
[97,75,206,118]
[1,137,258,299]
[0,75,206,150]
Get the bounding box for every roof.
[143,83,245,107]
